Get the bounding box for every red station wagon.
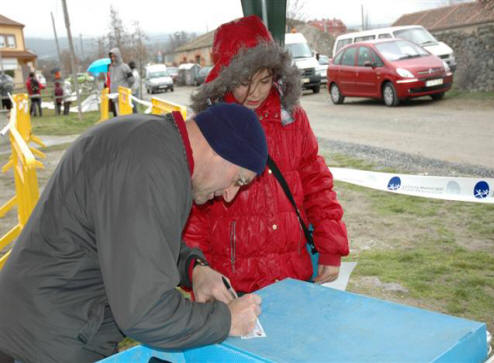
[327,39,454,106]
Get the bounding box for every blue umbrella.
[87,58,111,75]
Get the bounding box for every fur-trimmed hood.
[190,16,300,114]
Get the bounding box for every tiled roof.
[393,1,494,31]
[0,14,24,27]
[174,30,215,53]
[1,50,37,60]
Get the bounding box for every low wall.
[434,24,494,91]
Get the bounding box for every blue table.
[102,278,487,362]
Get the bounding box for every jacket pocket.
[230,220,236,273]
[77,300,105,345]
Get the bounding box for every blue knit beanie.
[195,103,268,175]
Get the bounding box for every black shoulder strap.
[267,155,317,253]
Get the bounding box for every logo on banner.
[473,181,490,199]
[387,176,401,191]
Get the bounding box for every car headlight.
[396,68,414,78]
[442,61,450,73]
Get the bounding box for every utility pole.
[50,12,62,65]
[361,4,365,31]
[61,0,82,120]
[79,34,85,60]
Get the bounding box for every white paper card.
[321,262,357,291]
[241,318,266,339]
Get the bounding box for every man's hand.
[228,294,262,336]
[313,265,340,284]
[192,265,235,304]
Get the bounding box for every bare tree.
[287,0,307,31]
[128,21,149,97]
[106,6,132,60]
[166,31,197,53]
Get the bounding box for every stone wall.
[434,23,494,91]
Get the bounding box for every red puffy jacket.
[184,87,349,292]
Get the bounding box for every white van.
[145,64,174,94]
[333,25,456,71]
[285,33,322,93]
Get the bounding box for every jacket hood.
[109,48,123,65]
[190,15,300,114]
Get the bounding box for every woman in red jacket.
[183,15,349,293]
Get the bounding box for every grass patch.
[328,151,494,333]
[352,243,494,327]
[30,109,99,135]
[445,88,494,101]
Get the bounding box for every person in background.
[183,15,349,294]
[62,79,74,115]
[108,48,134,117]
[0,73,14,114]
[0,103,266,362]
[129,60,140,113]
[54,81,64,115]
[26,71,45,117]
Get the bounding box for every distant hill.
[25,32,173,60]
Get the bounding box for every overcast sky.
[3,0,472,39]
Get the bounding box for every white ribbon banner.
[331,168,494,204]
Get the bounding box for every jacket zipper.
[230,221,236,273]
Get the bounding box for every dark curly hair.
[190,41,301,115]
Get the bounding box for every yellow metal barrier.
[118,86,133,116]
[100,88,109,122]
[0,95,44,269]
[98,87,187,122]
[151,98,187,120]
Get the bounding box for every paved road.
[146,86,494,170]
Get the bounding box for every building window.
[0,34,16,48]
[7,35,16,48]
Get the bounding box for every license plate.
[301,78,309,84]
[426,78,443,87]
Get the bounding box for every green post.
[241,0,287,46]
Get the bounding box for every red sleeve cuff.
[318,253,342,266]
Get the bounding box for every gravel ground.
[319,137,494,178]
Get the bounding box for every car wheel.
[330,83,344,104]
[430,92,445,101]
[170,87,174,92]
[383,82,399,107]
[312,85,320,94]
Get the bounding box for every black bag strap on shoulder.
[267,155,317,254]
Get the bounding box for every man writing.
[0,103,267,362]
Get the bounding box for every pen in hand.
[222,276,238,299]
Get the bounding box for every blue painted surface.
[102,278,487,362]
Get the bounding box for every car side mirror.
[364,61,376,68]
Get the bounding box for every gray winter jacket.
[109,47,135,93]
[0,113,230,362]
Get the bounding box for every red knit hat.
[206,15,274,83]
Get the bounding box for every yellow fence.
[0,94,45,268]
[0,87,187,268]
[151,98,187,120]
[99,87,187,122]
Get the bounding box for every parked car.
[145,64,173,93]
[285,32,321,93]
[167,67,179,83]
[332,25,456,72]
[316,54,329,84]
[327,39,453,107]
[195,66,212,86]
